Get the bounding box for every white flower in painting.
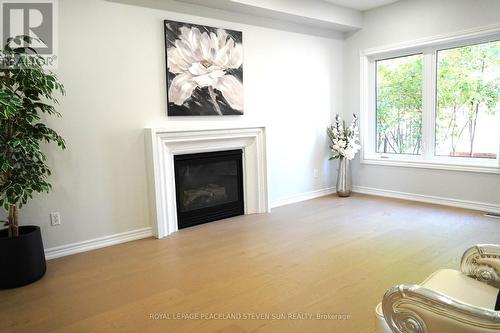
[167,26,243,113]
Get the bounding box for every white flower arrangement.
[327,114,361,160]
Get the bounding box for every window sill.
[360,156,500,174]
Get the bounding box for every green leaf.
[0,35,66,212]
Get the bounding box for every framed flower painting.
[164,20,244,116]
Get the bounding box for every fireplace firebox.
[174,149,244,229]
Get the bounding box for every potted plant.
[0,36,65,288]
[327,114,360,197]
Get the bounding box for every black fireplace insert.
[174,149,244,229]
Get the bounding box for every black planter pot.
[0,226,46,289]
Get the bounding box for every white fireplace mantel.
[145,125,270,238]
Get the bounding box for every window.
[376,54,423,155]
[362,33,500,173]
[435,42,500,159]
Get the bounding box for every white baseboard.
[45,227,153,260]
[44,186,497,259]
[352,185,500,214]
[44,186,335,259]
[45,187,335,259]
[270,187,335,208]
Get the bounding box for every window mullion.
[496,97,500,167]
[421,50,436,160]
[368,59,377,158]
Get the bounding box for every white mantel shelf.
[145,125,270,238]
[148,122,268,134]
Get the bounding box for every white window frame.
[360,24,500,174]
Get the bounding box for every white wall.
[8,0,343,249]
[343,0,500,206]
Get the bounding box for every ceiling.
[322,0,400,11]
[168,0,363,33]
[111,0,399,36]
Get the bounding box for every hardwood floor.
[2,193,500,333]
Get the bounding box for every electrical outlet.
[50,212,61,226]
[313,168,319,179]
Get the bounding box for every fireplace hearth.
[174,149,244,229]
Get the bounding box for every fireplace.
[174,149,244,229]
[147,126,268,238]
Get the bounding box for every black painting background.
[164,20,243,116]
